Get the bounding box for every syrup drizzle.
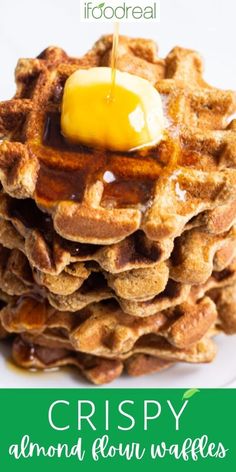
[37,112,161,209]
[107,22,120,102]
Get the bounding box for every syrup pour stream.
[107,22,120,101]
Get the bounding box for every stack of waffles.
[0,36,236,384]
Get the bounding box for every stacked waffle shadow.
[0,36,236,384]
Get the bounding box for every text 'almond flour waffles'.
[0,35,236,384]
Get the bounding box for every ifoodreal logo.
[80,0,160,23]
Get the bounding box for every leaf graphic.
[182,388,200,400]
[97,2,105,8]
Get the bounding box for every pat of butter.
[61,67,164,152]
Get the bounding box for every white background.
[0,0,236,387]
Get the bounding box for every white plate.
[0,0,236,389]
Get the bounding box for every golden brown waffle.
[3,254,236,361]
[2,270,236,384]
[1,242,236,317]
[1,191,236,280]
[11,334,215,384]
[0,192,174,275]
[0,295,217,355]
[207,285,236,334]
[0,294,218,384]
[1,264,236,384]
[12,336,177,384]
[1,207,236,317]
[1,36,236,248]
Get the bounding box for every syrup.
[33,111,162,210]
[12,337,70,369]
[107,22,120,102]
[9,196,52,232]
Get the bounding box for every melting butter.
[61,67,165,152]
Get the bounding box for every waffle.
[1,254,236,355]
[0,36,236,248]
[0,292,218,384]
[0,272,236,384]
[0,36,236,384]
[2,266,236,385]
[1,241,236,317]
[1,198,236,317]
[1,191,236,283]
[0,259,235,384]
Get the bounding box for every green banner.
[0,389,235,471]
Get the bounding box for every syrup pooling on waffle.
[40,111,160,208]
[1,37,236,244]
